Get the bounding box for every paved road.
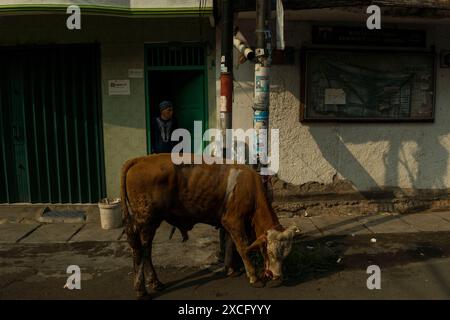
[1,232,450,300]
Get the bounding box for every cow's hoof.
[152,281,166,291]
[136,291,151,300]
[145,280,166,292]
[266,278,283,288]
[250,280,265,288]
[226,268,243,278]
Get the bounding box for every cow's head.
[247,225,300,282]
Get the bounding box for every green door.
[175,71,205,154]
[146,44,208,155]
[0,45,106,203]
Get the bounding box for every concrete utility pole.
[220,0,233,153]
[218,0,234,266]
[254,0,272,181]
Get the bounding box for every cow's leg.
[125,222,147,298]
[132,247,146,298]
[228,232,261,286]
[217,227,226,263]
[140,220,164,292]
[224,231,235,275]
[224,231,243,277]
[180,228,189,242]
[222,220,262,287]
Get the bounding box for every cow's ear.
[246,235,267,253]
[286,225,301,237]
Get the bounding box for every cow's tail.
[120,158,139,225]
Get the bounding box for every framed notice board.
[300,49,436,122]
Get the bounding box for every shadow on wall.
[307,122,449,193]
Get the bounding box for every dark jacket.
[151,116,178,154]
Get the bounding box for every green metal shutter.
[0,44,105,203]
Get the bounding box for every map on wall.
[303,50,435,121]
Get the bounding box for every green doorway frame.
[144,42,209,154]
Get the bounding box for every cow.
[120,154,298,298]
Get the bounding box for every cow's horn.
[246,235,267,253]
[289,225,301,235]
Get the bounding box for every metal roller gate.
[0,44,105,203]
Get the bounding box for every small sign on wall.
[128,69,143,78]
[108,80,130,95]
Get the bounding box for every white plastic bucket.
[98,198,122,229]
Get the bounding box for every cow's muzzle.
[264,268,273,279]
[264,268,283,281]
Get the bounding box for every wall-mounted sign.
[108,80,130,96]
[128,69,143,78]
[301,49,435,122]
[312,26,426,48]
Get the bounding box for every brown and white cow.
[121,154,298,298]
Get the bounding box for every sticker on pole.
[220,96,228,112]
[253,111,269,163]
[255,66,270,107]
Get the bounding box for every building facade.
[232,3,450,208]
[0,0,216,202]
[1,0,450,209]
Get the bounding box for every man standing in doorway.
[151,100,178,154]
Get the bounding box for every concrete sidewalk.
[2,205,450,243]
[1,204,450,267]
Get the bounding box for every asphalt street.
[1,232,450,300]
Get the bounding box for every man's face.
[161,107,173,120]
